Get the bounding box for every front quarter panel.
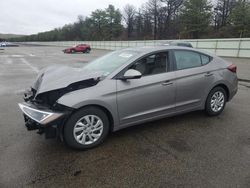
[56,79,119,129]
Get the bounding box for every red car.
[63,44,91,53]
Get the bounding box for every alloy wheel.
[210,91,225,113]
[73,115,103,145]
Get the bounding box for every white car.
[0,42,7,47]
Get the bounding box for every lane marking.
[20,58,39,73]
[12,55,24,57]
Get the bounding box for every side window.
[129,52,168,76]
[174,50,202,70]
[201,54,210,65]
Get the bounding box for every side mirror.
[121,69,142,80]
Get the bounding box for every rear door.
[116,51,176,126]
[173,50,214,111]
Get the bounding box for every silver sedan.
[18,46,238,149]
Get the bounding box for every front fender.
[56,80,119,130]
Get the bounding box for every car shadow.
[20,110,222,186]
[110,110,209,138]
[38,110,210,150]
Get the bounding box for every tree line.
[11,0,250,42]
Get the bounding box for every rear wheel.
[64,107,109,150]
[85,48,90,53]
[205,87,227,116]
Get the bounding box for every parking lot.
[0,46,250,188]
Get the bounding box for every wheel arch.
[203,82,230,110]
[59,104,115,142]
[72,104,114,132]
[210,83,230,101]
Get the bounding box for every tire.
[64,107,109,150]
[71,50,75,53]
[85,48,90,53]
[205,87,227,116]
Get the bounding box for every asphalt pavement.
[0,46,250,188]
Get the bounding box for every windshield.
[83,50,139,76]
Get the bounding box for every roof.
[119,45,216,58]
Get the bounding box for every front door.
[116,51,176,126]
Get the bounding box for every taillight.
[227,64,237,73]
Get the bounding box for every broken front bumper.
[18,102,69,138]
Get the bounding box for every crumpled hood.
[32,65,104,95]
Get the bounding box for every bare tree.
[161,0,183,37]
[123,4,137,39]
[157,6,168,39]
[134,9,144,39]
[146,0,162,40]
[214,0,237,30]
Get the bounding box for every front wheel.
[205,87,227,116]
[64,107,110,150]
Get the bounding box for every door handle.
[162,80,173,86]
[204,72,214,77]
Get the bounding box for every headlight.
[18,103,63,125]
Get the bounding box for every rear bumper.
[229,85,238,101]
[228,77,238,101]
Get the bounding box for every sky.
[0,0,146,35]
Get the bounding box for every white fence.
[22,38,250,58]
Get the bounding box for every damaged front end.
[18,66,103,139]
[19,88,74,139]
[18,102,67,138]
